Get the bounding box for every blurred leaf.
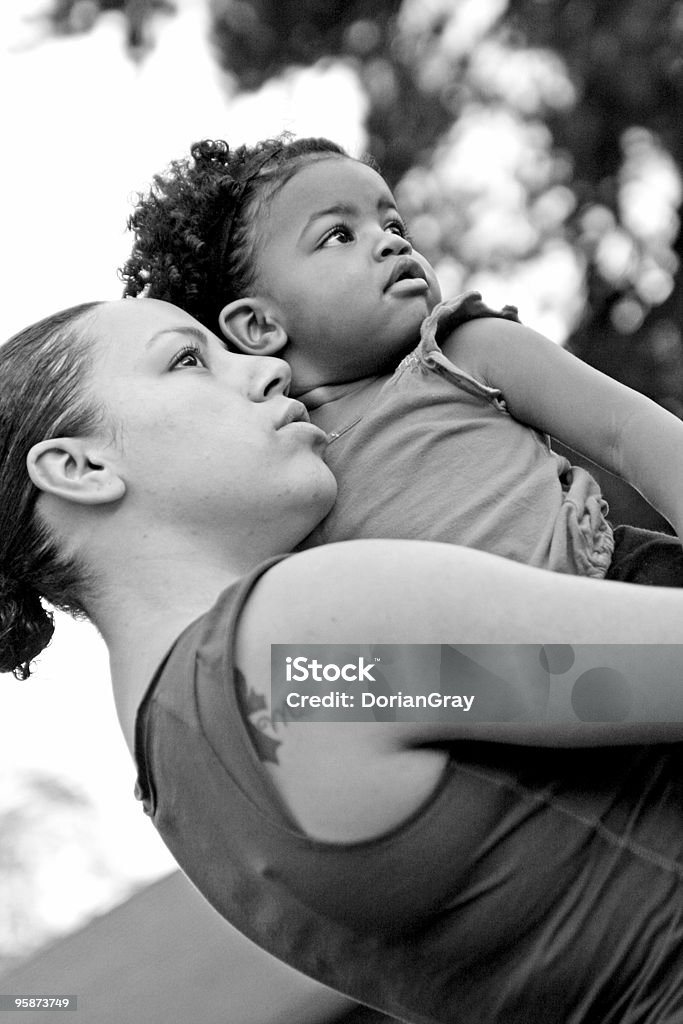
[38,0,175,53]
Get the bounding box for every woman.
[3,296,683,1023]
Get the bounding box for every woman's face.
[87,299,336,553]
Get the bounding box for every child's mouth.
[385,258,429,293]
[386,277,430,296]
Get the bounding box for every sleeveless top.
[135,559,683,1024]
[299,293,614,579]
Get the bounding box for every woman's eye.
[170,345,204,369]
[320,224,354,247]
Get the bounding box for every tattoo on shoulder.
[235,668,283,764]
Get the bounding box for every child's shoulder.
[423,292,520,350]
[420,293,526,388]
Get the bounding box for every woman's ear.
[218,298,288,355]
[27,438,126,506]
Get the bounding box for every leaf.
[235,669,282,764]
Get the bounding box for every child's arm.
[442,317,683,539]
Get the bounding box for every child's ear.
[218,298,288,355]
[27,438,126,507]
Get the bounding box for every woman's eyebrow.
[144,325,207,350]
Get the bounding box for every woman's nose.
[246,355,291,401]
[374,230,412,260]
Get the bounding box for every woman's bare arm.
[234,539,683,842]
[239,538,683,748]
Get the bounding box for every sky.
[0,0,367,957]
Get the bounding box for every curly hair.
[0,302,106,679]
[120,135,354,332]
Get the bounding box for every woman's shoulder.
[241,540,515,650]
[242,539,468,641]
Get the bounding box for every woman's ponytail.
[0,572,54,679]
[0,301,104,678]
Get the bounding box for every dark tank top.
[134,559,683,1024]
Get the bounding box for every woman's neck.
[93,544,257,754]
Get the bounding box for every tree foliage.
[39,0,172,52]
[504,0,683,404]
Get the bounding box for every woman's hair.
[0,302,105,679]
[120,135,354,330]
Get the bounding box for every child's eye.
[320,224,354,247]
[170,344,205,370]
[385,217,410,240]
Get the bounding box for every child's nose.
[374,231,412,260]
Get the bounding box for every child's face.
[252,157,442,388]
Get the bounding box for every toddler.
[121,136,683,584]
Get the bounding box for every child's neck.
[289,336,419,408]
[296,372,382,411]
[297,374,388,434]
